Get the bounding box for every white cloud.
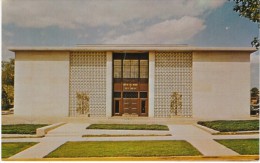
[104,16,206,44]
[3,0,225,29]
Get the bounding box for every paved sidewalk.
[2,123,259,159]
[10,140,66,159]
[169,125,239,156]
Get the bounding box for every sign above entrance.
[123,83,138,91]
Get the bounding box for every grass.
[82,134,172,137]
[2,142,38,158]
[215,139,259,155]
[86,124,169,130]
[197,120,259,132]
[46,141,201,157]
[2,124,48,134]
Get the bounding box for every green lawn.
[215,139,259,155]
[2,142,38,158]
[2,124,48,134]
[197,120,259,132]
[46,141,201,157]
[87,124,169,130]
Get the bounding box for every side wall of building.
[192,51,251,119]
[14,51,70,116]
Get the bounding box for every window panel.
[123,92,138,98]
[115,100,120,113]
[114,66,121,78]
[115,59,148,79]
[131,60,139,66]
[123,60,130,66]
[114,60,121,66]
[141,100,146,113]
[131,66,139,78]
[140,60,148,66]
[140,92,148,98]
[113,92,121,98]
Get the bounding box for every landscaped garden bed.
[82,134,172,137]
[215,139,259,155]
[46,140,201,157]
[86,124,169,130]
[2,124,48,134]
[2,142,38,158]
[197,120,259,132]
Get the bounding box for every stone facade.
[192,51,251,119]
[14,51,70,117]
[10,46,255,119]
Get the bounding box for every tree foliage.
[230,0,260,49]
[2,59,14,110]
[231,0,260,23]
[251,87,259,97]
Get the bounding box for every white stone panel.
[193,52,251,119]
[69,52,107,117]
[106,52,113,117]
[148,52,155,117]
[14,51,70,117]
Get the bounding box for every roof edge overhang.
[8,45,257,53]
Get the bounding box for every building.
[10,45,256,119]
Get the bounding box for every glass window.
[140,60,148,78]
[115,100,120,113]
[114,60,121,78]
[141,100,146,113]
[113,92,121,98]
[123,60,131,78]
[140,92,148,98]
[123,92,138,98]
[114,60,121,66]
[123,60,139,78]
[115,58,148,79]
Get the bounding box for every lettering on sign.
[123,83,138,90]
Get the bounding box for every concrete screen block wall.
[69,52,107,117]
[14,51,70,117]
[154,51,192,117]
[192,51,250,119]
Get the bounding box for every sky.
[1,0,259,87]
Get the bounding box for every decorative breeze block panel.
[69,52,107,117]
[154,52,192,117]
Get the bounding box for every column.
[148,51,155,117]
[106,51,113,117]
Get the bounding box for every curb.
[195,124,259,135]
[2,134,43,138]
[194,124,219,134]
[2,122,66,138]
[4,155,259,161]
[36,122,66,137]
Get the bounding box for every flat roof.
[9,44,256,52]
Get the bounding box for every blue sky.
[2,0,259,87]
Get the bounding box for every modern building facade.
[10,45,255,119]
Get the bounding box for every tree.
[2,59,15,110]
[2,59,14,85]
[251,87,259,97]
[229,0,260,49]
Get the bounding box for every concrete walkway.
[3,123,258,159]
[169,125,239,156]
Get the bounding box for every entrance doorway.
[112,52,149,116]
